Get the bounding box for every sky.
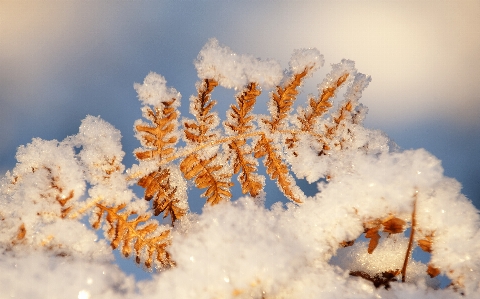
[1,0,479,280]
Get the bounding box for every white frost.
[134,72,181,107]
[195,38,283,90]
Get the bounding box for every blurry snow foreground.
[1,38,479,299]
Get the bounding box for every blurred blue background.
[1,1,479,281]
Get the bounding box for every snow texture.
[134,72,181,107]
[289,48,324,74]
[195,38,283,90]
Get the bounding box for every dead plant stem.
[402,192,418,282]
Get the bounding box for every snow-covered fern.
[1,38,479,298]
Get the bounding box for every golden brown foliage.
[135,99,179,160]
[263,68,311,131]
[254,134,302,203]
[180,153,233,205]
[137,167,186,222]
[93,203,173,269]
[225,83,263,197]
[134,98,186,223]
[418,234,434,253]
[364,216,407,254]
[298,73,349,132]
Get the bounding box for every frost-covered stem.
[402,192,418,282]
[128,128,327,181]
[68,196,104,220]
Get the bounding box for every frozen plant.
[1,38,479,298]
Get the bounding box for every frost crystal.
[289,48,324,73]
[134,72,181,107]
[195,38,283,90]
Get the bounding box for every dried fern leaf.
[365,226,381,254]
[254,134,302,203]
[11,223,27,246]
[298,73,349,132]
[93,203,173,269]
[264,68,311,131]
[382,217,406,234]
[137,166,186,224]
[184,79,219,144]
[180,153,233,205]
[427,264,441,278]
[134,97,187,223]
[418,234,434,253]
[228,139,263,197]
[135,99,179,160]
[225,83,264,197]
[180,78,234,205]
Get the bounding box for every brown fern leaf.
[181,78,234,204]
[39,167,75,219]
[363,216,407,254]
[225,82,258,134]
[418,234,434,253]
[225,83,264,197]
[137,167,186,224]
[93,203,173,269]
[365,226,381,254]
[184,79,219,144]
[228,139,263,197]
[427,263,441,278]
[319,99,354,152]
[264,68,311,131]
[135,99,179,160]
[382,217,407,234]
[254,134,302,203]
[55,190,75,218]
[298,73,349,132]
[134,98,186,223]
[180,153,233,205]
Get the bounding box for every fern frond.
[137,166,186,223]
[264,68,311,131]
[180,153,233,205]
[134,97,187,224]
[225,83,264,197]
[184,79,219,144]
[93,203,173,269]
[180,78,235,205]
[134,98,179,160]
[225,82,259,134]
[254,134,303,203]
[298,73,349,132]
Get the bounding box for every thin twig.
[402,191,418,282]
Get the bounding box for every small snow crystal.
[134,72,181,107]
[289,48,324,73]
[194,38,283,90]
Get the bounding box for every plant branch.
[402,192,418,282]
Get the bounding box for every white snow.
[195,38,283,90]
[134,72,181,107]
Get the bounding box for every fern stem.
[127,128,328,182]
[68,196,104,219]
[401,192,418,282]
